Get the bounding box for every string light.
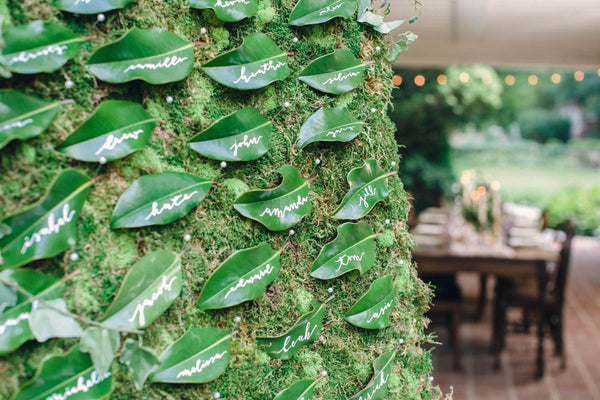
[528,75,538,85]
[392,75,402,86]
[414,75,425,86]
[505,75,515,86]
[437,74,447,84]
[551,73,561,84]
[574,70,584,81]
[459,72,470,83]
[482,75,492,85]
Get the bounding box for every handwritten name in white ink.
[95,129,143,155]
[358,185,376,208]
[224,263,274,299]
[366,300,394,323]
[46,370,111,400]
[145,191,198,221]
[0,118,34,133]
[74,0,92,4]
[259,195,309,219]
[129,275,178,326]
[325,125,354,138]
[123,55,188,73]
[276,321,318,354]
[229,134,263,157]
[319,2,344,15]
[322,71,361,85]
[358,372,389,400]
[8,45,69,65]
[21,204,76,255]
[176,351,228,379]
[215,0,250,7]
[233,59,287,84]
[0,313,30,335]
[335,252,365,271]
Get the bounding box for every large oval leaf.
[101,250,182,331]
[297,106,364,149]
[298,49,366,95]
[188,0,258,22]
[0,169,91,269]
[149,327,231,383]
[348,351,395,400]
[53,0,135,14]
[197,243,281,310]
[188,107,271,161]
[29,298,83,342]
[332,159,392,220]
[119,339,161,390]
[0,89,61,149]
[57,100,157,163]
[111,172,213,229]
[234,165,312,231]
[86,28,194,84]
[257,300,325,360]
[289,0,357,26]
[202,33,289,90]
[11,345,113,400]
[274,379,319,400]
[1,21,86,74]
[310,222,376,280]
[344,275,395,329]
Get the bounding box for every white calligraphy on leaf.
[8,45,68,65]
[129,275,178,326]
[0,118,34,133]
[229,134,263,157]
[224,263,274,299]
[366,299,394,323]
[123,55,188,73]
[259,195,309,220]
[357,372,389,400]
[325,125,354,138]
[335,252,365,271]
[215,0,250,7]
[21,203,76,255]
[322,71,361,85]
[319,2,344,15]
[95,129,143,155]
[0,312,30,335]
[176,350,228,379]
[46,370,111,400]
[358,185,376,208]
[145,191,199,221]
[233,59,287,84]
[275,321,318,354]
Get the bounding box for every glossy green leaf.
[345,275,395,329]
[310,222,376,280]
[189,107,271,161]
[29,298,84,342]
[111,172,212,228]
[188,0,258,22]
[57,100,157,163]
[274,379,318,400]
[12,345,113,400]
[257,300,325,360]
[80,327,121,377]
[348,351,395,400]
[297,106,363,149]
[202,33,289,90]
[0,169,92,269]
[0,277,17,314]
[0,89,61,149]
[332,159,392,220]
[86,28,194,84]
[298,49,366,95]
[119,339,161,390]
[1,21,86,74]
[102,250,182,331]
[149,327,231,383]
[197,243,281,310]
[289,0,357,26]
[234,165,312,231]
[53,0,135,14]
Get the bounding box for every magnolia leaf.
[111,172,212,228]
[102,250,182,331]
[12,345,113,400]
[80,327,121,377]
[0,169,91,269]
[0,89,61,149]
[86,28,194,84]
[29,298,83,342]
[202,33,289,90]
[53,0,135,14]
[0,276,17,314]
[119,339,161,390]
[0,269,63,355]
[234,165,312,231]
[289,0,357,26]
[274,379,319,400]
[332,159,393,220]
[257,300,325,360]
[57,100,157,163]
[189,107,271,161]
[149,327,231,383]
[345,275,395,329]
[197,243,281,310]
[298,50,366,95]
[297,106,363,149]
[310,222,376,280]
[188,0,258,22]
[349,351,395,400]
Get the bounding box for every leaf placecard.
[102,250,182,331]
[0,89,61,150]
[0,21,86,74]
[234,165,312,231]
[274,379,319,400]
[189,107,271,161]
[0,169,91,269]
[149,327,231,384]
[332,159,392,220]
[86,28,194,84]
[111,172,212,228]
[289,0,357,26]
[310,222,376,280]
[188,0,258,22]
[345,275,395,329]
[29,298,84,342]
[53,0,135,14]
[349,351,395,400]
[202,33,289,90]
[119,339,161,390]
[80,327,121,377]
[297,106,364,149]
[197,243,281,310]
[11,345,113,400]
[298,49,366,95]
[257,300,325,360]
[57,100,156,163]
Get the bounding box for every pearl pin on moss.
[234,315,242,323]
[184,234,192,242]
[166,95,174,104]
[314,158,321,165]
[327,287,333,293]
[370,107,377,113]
[70,252,79,262]
[200,27,208,35]
[391,161,396,167]
[220,161,227,168]
[97,13,105,22]
[289,229,295,236]
[99,156,107,165]
[65,79,74,89]
[375,46,381,52]
[284,101,290,108]
[321,370,328,377]
[293,37,298,43]
[214,392,221,399]
[385,219,391,225]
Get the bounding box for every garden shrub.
[517,108,571,143]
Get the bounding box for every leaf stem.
[59,99,75,106]
[385,171,399,178]
[85,34,97,41]
[308,174,319,183]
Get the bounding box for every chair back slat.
[552,220,576,303]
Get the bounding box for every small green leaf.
[234,165,312,231]
[257,300,325,360]
[102,251,182,331]
[289,0,357,26]
[0,279,17,314]
[53,0,135,14]
[119,339,161,390]
[345,275,395,329]
[197,243,281,310]
[28,298,83,342]
[202,33,289,90]
[57,100,157,163]
[189,107,271,161]
[188,0,258,22]
[111,172,212,228]
[86,28,194,84]
[297,106,363,149]
[274,379,319,400]
[348,351,395,400]
[298,50,366,95]
[80,327,121,377]
[149,327,231,383]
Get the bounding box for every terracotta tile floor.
[427,236,600,400]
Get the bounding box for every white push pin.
[292,37,298,43]
[428,376,434,382]
[399,259,404,265]
[370,107,377,113]
[220,161,227,168]
[166,95,174,104]
[234,315,242,323]
[97,13,105,22]
[99,156,107,164]
[70,253,79,261]
[375,46,381,52]
[200,27,208,35]
[214,393,221,399]
[314,159,321,165]
[184,234,192,242]
[321,370,328,377]
[391,161,396,167]
[327,287,333,293]
[284,101,290,108]
[289,229,295,236]
[399,338,404,344]
[65,80,74,89]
